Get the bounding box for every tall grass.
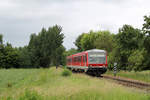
[18,89,43,100]
[106,70,150,82]
[0,67,149,100]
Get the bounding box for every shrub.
[61,69,72,77]
[128,49,146,71]
[7,82,12,88]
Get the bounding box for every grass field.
[105,70,150,83]
[0,67,149,100]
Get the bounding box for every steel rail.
[102,75,150,92]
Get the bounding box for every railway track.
[101,75,150,92]
[71,70,150,92]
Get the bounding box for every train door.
[82,55,84,66]
[85,54,87,66]
[83,55,86,67]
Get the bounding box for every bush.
[128,49,146,71]
[62,69,72,77]
[6,82,12,88]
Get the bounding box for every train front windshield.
[88,52,106,64]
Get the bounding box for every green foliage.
[74,33,85,52]
[0,25,65,68]
[142,15,150,70]
[128,49,146,71]
[107,51,117,70]
[0,41,20,69]
[53,45,66,66]
[28,25,64,68]
[0,34,3,45]
[116,25,143,50]
[114,25,144,70]
[94,30,114,53]
[143,15,150,35]
[74,24,147,71]
[81,31,97,51]
[17,46,32,68]
[61,69,72,76]
[75,30,114,52]
[65,48,78,56]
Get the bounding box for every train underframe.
[86,67,107,76]
[68,66,107,76]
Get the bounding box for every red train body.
[67,49,107,75]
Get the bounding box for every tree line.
[0,15,150,71]
[73,15,150,71]
[0,25,66,68]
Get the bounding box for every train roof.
[85,49,106,53]
[67,49,106,58]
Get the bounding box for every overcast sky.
[0,0,149,49]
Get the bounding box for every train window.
[67,58,71,63]
[79,56,80,62]
[74,57,78,63]
[79,56,81,62]
[76,57,77,62]
[67,59,69,63]
[88,52,106,64]
[74,57,75,62]
[73,56,82,63]
[82,56,84,63]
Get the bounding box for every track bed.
[102,75,150,92]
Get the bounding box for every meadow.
[106,70,150,83]
[0,67,149,100]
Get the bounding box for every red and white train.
[67,49,107,76]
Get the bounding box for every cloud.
[0,0,150,49]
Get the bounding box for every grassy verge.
[105,70,150,83]
[0,67,149,100]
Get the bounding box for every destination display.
[89,54,105,57]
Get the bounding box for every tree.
[80,31,97,51]
[142,15,150,70]
[94,30,114,53]
[54,45,66,66]
[143,15,150,35]
[128,49,146,71]
[17,46,32,68]
[28,33,41,67]
[28,25,64,68]
[0,34,3,45]
[65,48,78,56]
[0,42,20,69]
[74,33,85,52]
[0,34,20,68]
[75,30,114,53]
[115,25,143,70]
